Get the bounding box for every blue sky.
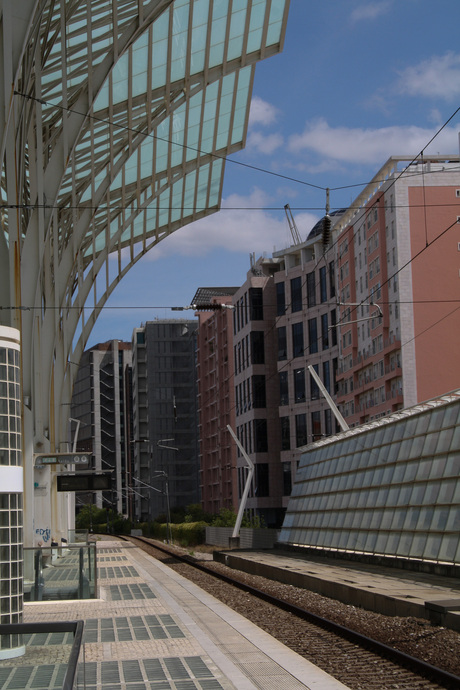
[87,0,460,347]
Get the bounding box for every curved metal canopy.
[0,0,289,453]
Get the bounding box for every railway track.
[119,535,460,690]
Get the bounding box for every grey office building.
[132,321,199,522]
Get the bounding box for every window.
[291,277,302,312]
[319,267,327,302]
[250,331,264,364]
[294,368,306,402]
[306,271,316,307]
[255,463,269,497]
[329,260,336,298]
[310,365,320,400]
[249,287,263,320]
[280,417,290,451]
[254,419,268,453]
[283,462,292,496]
[252,375,266,408]
[279,371,289,406]
[323,360,331,393]
[292,322,304,358]
[321,313,329,350]
[330,309,337,346]
[308,318,318,354]
[324,408,332,436]
[295,414,308,447]
[276,282,285,316]
[311,410,321,441]
[277,327,287,360]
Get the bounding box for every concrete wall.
[205,526,279,549]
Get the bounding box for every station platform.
[217,549,460,632]
[2,539,350,690]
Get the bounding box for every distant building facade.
[272,213,343,502]
[131,320,199,522]
[334,156,460,424]
[232,257,284,527]
[71,340,132,515]
[193,288,239,516]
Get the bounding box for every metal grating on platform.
[98,565,139,579]
[83,615,185,643]
[0,664,67,690]
[106,583,156,600]
[77,656,224,689]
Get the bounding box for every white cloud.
[288,118,459,165]
[397,52,460,101]
[350,1,392,22]
[246,130,283,155]
[249,96,279,126]
[143,189,318,260]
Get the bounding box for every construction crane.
[284,204,302,245]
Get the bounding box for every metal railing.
[24,543,97,602]
[0,621,84,690]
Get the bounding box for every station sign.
[35,453,91,466]
[57,473,112,492]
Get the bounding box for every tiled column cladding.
[0,327,24,659]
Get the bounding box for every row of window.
[236,375,266,415]
[277,311,337,360]
[275,263,335,315]
[279,360,338,406]
[233,288,263,334]
[280,409,334,450]
[234,331,264,374]
[236,418,268,455]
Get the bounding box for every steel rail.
[122,534,460,690]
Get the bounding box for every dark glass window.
[276,282,286,316]
[136,332,145,344]
[311,410,322,441]
[250,331,265,364]
[295,414,308,447]
[280,416,290,450]
[319,266,327,302]
[292,322,304,358]
[330,309,337,347]
[321,313,329,350]
[249,287,263,320]
[310,364,320,400]
[323,360,331,393]
[290,277,302,312]
[324,408,332,436]
[254,419,268,452]
[252,375,266,408]
[294,368,306,402]
[329,260,336,298]
[308,318,318,354]
[283,462,292,496]
[279,372,289,406]
[306,271,316,307]
[277,327,287,360]
[255,463,269,497]
[333,357,339,394]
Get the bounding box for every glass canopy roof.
[2,0,289,359]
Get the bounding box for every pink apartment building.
[334,155,460,424]
[194,288,239,515]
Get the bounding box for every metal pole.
[227,425,255,540]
